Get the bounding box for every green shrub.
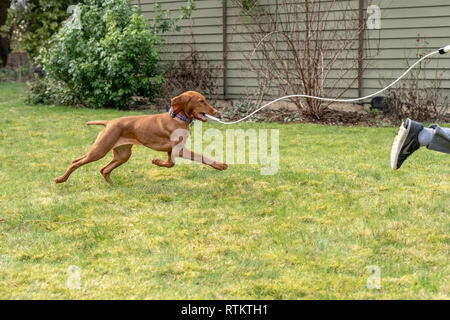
[0,65,34,82]
[37,0,171,109]
[27,77,79,106]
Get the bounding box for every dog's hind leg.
[100,144,133,183]
[55,125,122,183]
[55,149,111,183]
[71,155,86,164]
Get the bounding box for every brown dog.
[55,91,228,184]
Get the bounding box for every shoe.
[390,118,424,170]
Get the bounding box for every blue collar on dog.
[169,107,192,124]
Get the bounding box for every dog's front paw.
[212,162,228,171]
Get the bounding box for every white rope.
[206,49,442,125]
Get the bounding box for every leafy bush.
[2,0,83,59]
[35,0,194,109]
[36,0,162,109]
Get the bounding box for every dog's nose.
[210,107,217,116]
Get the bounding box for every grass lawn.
[0,82,448,299]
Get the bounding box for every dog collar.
[169,107,193,124]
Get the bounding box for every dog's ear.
[171,93,191,115]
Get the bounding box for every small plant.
[218,100,303,123]
[150,0,195,34]
[369,107,383,119]
[219,100,257,121]
[234,0,258,11]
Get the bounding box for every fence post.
[222,0,228,99]
[358,0,365,98]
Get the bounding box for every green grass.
[0,82,448,299]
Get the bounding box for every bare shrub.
[232,0,379,120]
[156,39,220,109]
[383,45,449,122]
[385,83,448,123]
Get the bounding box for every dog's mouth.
[196,112,208,122]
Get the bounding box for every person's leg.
[418,128,434,146]
[391,119,449,170]
[426,125,450,154]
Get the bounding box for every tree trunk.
[0,0,11,67]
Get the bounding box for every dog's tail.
[86,120,109,126]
